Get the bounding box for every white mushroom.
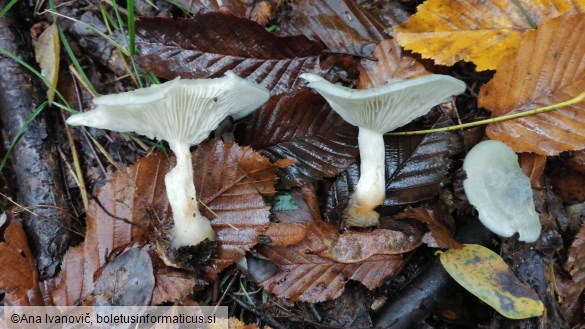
[66,71,270,248]
[300,73,466,227]
[463,140,541,243]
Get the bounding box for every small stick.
[386,91,585,136]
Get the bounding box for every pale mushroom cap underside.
[66,71,270,146]
[463,140,541,243]
[300,73,466,133]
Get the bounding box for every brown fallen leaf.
[0,214,43,306]
[479,13,585,155]
[519,153,547,189]
[317,224,422,263]
[264,223,308,247]
[395,205,462,249]
[276,0,389,56]
[550,161,585,203]
[151,267,199,305]
[395,0,585,70]
[257,220,404,303]
[135,13,327,95]
[562,221,585,323]
[358,39,429,89]
[236,89,359,187]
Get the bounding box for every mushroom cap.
[463,140,541,243]
[300,73,466,133]
[66,71,270,147]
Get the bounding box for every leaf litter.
[4,1,585,327]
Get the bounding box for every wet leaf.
[562,221,585,322]
[395,205,462,249]
[358,39,429,89]
[93,248,155,306]
[395,0,585,70]
[264,223,308,247]
[236,89,359,187]
[323,114,460,218]
[33,23,59,102]
[135,13,327,95]
[317,225,422,263]
[257,220,403,302]
[151,268,199,305]
[440,244,544,319]
[276,0,388,56]
[479,13,585,154]
[0,216,43,306]
[519,154,547,189]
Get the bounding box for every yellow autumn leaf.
[439,244,544,319]
[34,23,60,102]
[394,0,585,71]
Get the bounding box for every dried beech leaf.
[317,226,422,263]
[324,114,459,218]
[237,89,359,187]
[152,268,198,305]
[264,223,308,247]
[519,153,547,189]
[479,13,585,154]
[135,13,327,95]
[395,206,461,249]
[277,0,387,56]
[257,220,403,302]
[358,39,429,89]
[395,0,585,70]
[173,0,248,16]
[0,217,43,306]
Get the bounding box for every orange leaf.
[395,205,462,249]
[358,39,429,89]
[257,220,403,302]
[0,215,43,306]
[395,0,585,70]
[264,223,308,247]
[519,153,547,189]
[479,13,585,154]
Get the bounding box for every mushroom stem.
[344,128,386,227]
[166,141,215,248]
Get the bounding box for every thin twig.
[386,91,585,136]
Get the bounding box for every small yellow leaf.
[34,23,60,102]
[394,0,585,70]
[440,244,544,319]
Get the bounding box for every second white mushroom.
[301,73,466,227]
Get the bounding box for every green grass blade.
[0,0,18,17]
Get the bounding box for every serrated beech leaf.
[135,13,327,95]
[257,220,403,302]
[237,89,359,187]
[395,0,585,70]
[479,13,585,155]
